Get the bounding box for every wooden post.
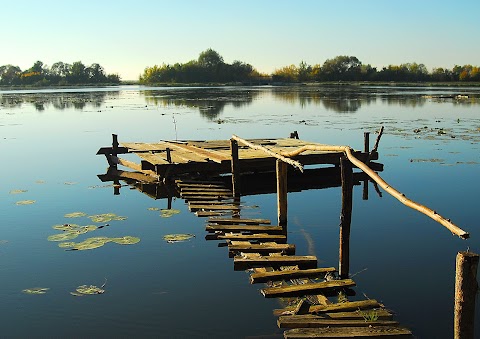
[166,148,172,163]
[362,179,369,200]
[277,160,288,228]
[113,179,120,195]
[230,139,240,198]
[364,132,370,153]
[112,134,119,169]
[454,251,479,339]
[339,157,353,279]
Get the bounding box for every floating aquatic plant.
[64,182,77,185]
[73,285,105,295]
[0,240,8,245]
[88,213,127,223]
[48,231,84,242]
[58,242,76,248]
[64,212,87,218]
[160,209,181,218]
[163,233,195,243]
[147,207,160,211]
[9,189,28,194]
[35,180,45,184]
[22,287,49,295]
[111,236,140,245]
[15,200,36,205]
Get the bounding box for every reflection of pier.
[97,134,417,337]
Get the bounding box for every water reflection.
[141,88,259,119]
[0,91,118,111]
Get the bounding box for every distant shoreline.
[1,81,480,91]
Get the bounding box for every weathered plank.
[195,211,225,217]
[277,310,394,325]
[185,196,233,201]
[206,233,286,242]
[249,268,335,284]
[229,243,295,258]
[180,191,233,196]
[309,299,381,314]
[164,141,230,163]
[235,255,317,271]
[175,179,225,185]
[188,200,236,205]
[283,326,413,338]
[208,218,271,225]
[177,183,227,189]
[189,204,240,211]
[207,225,283,233]
[136,153,171,165]
[181,187,232,192]
[261,279,355,298]
[278,315,399,328]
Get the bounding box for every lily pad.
[71,237,111,250]
[0,240,8,245]
[160,209,181,218]
[35,180,46,184]
[75,285,105,295]
[16,200,36,205]
[163,233,195,243]
[22,287,49,295]
[88,213,127,223]
[64,212,87,218]
[9,189,28,194]
[111,236,140,245]
[64,182,77,185]
[58,242,76,248]
[147,207,160,211]
[52,223,80,231]
[47,231,83,242]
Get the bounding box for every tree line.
[140,49,480,84]
[0,61,121,86]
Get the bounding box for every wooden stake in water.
[454,251,479,339]
[339,157,353,279]
[230,138,240,198]
[277,159,288,228]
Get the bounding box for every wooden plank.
[309,300,381,314]
[195,211,225,217]
[189,200,235,205]
[121,142,168,152]
[175,179,225,185]
[278,316,399,328]
[229,243,295,258]
[206,225,283,233]
[181,187,232,192]
[277,311,394,324]
[177,183,227,188]
[261,279,355,298]
[180,191,233,196]
[108,155,159,178]
[184,196,233,201]
[249,268,335,284]
[136,153,171,165]
[164,141,230,163]
[235,255,317,271]
[208,218,271,225]
[206,233,286,242]
[283,326,413,338]
[189,204,240,211]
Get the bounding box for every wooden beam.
[195,211,225,217]
[309,299,380,313]
[206,225,283,233]
[206,233,286,242]
[283,326,413,338]
[229,243,295,258]
[235,255,318,271]
[277,159,288,227]
[261,279,355,298]
[208,218,271,225]
[107,155,159,179]
[278,316,399,328]
[249,267,335,284]
[277,310,394,323]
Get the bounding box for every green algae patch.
[147,207,160,211]
[48,231,84,242]
[58,242,76,248]
[160,209,181,218]
[64,212,87,218]
[22,287,49,295]
[163,233,195,243]
[72,285,105,296]
[16,200,36,205]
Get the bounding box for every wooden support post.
[362,179,369,200]
[166,148,172,163]
[113,179,120,195]
[277,159,288,228]
[230,139,240,198]
[167,196,172,210]
[364,132,370,153]
[339,157,353,279]
[111,134,119,169]
[454,251,479,339]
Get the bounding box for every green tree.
[69,61,87,83]
[0,64,22,85]
[321,56,362,81]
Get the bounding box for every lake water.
[0,85,479,338]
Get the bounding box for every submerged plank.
[235,255,317,271]
[195,211,225,217]
[181,187,232,192]
[278,315,399,328]
[209,218,271,225]
[283,326,413,338]
[278,310,394,324]
[206,233,286,242]
[207,225,283,233]
[249,268,335,284]
[229,243,295,258]
[309,300,381,314]
[189,204,240,211]
[261,279,355,298]
[181,191,233,196]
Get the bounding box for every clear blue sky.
[1,0,479,80]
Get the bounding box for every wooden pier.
[96,132,477,337]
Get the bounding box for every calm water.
[1,85,479,338]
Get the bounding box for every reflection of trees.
[142,88,258,120]
[0,91,117,111]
